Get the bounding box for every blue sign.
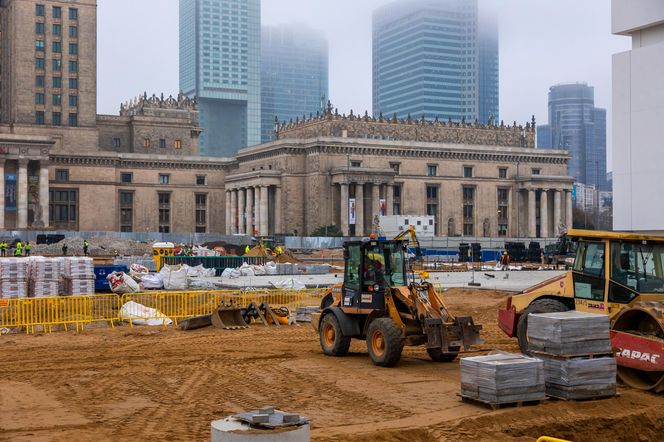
[571,183,577,204]
[5,174,16,211]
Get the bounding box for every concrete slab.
[427,270,565,292]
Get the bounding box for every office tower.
[261,24,328,143]
[179,0,261,156]
[372,0,498,124]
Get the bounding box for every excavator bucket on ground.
[211,304,248,330]
[179,314,213,330]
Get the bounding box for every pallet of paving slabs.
[538,353,617,400]
[527,311,612,356]
[460,353,546,405]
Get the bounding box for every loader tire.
[517,298,570,354]
[367,318,404,367]
[427,347,460,362]
[320,313,350,357]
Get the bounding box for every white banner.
[349,198,356,225]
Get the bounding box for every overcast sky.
[97,0,630,169]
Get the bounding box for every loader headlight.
[373,284,380,292]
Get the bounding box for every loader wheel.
[517,298,570,354]
[427,347,460,362]
[319,314,350,357]
[367,318,404,367]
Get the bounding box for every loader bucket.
[456,316,483,349]
[211,306,249,330]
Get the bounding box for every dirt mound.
[32,236,151,257]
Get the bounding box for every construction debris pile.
[33,237,152,257]
[0,259,29,299]
[460,353,546,405]
[107,263,217,293]
[529,311,617,400]
[63,257,95,296]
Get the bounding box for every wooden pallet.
[458,394,544,411]
[529,350,615,360]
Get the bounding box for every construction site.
[0,229,663,441]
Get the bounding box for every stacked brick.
[0,259,29,299]
[62,257,95,296]
[28,257,62,298]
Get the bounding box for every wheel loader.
[311,236,482,366]
[498,229,664,392]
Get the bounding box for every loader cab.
[571,233,664,316]
[342,239,408,313]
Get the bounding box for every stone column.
[528,189,536,238]
[540,189,548,238]
[39,162,49,227]
[565,190,573,230]
[372,183,380,219]
[385,184,393,216]
[246,187,254,236]
[17,159,28,229]
[237,188,246,235]
[554,190,562,236]
[260,185,269,235]
[230,189,238,235]
[0,160,5,230]
[254,187,261,236]
[340,183,349,236]
[274,186,282,234]
[355,183,364,236]
[225,191,231,235]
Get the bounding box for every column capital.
[18,158,29,167]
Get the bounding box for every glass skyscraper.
[179,0,261,157]
[372,0,498,124]
[537,83,608,190]
[261,25,329,143]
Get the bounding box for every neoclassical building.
[224,110,574,238]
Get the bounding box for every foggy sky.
[97,0,630,168]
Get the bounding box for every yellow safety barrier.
[0,289,326,333]
[0,294,120,333]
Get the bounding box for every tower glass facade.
[372,0,498,124]
[179,0,261,157]
[540,83,608,190]
[261,25,328,143]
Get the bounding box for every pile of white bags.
[160,264,187,290]
[107,271,141,294]
[119,300,172,326]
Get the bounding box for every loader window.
[344,244,361,290]
[362,242,406,289]
[610,241,664,293]
[573,241,605,301]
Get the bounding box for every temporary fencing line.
[0,288,327,333]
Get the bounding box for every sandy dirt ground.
[1,288,664,441]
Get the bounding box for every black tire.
[319,313,351,357]
[517,298,570,354]
[427,347,460,362]
[366,318,404,367]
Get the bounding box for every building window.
[351,160,362,167]
[143,138,151,148]
[36,4,45,16]
[52,112,61,126]
[196,175,206,186]
[159,138,166,149]
[52,41,61,53]
[53,76,62,88]
[532,168,541,175]
[55,169,69,182]
[120,172,132,183]
[426,185,439,232]
[36,22,45,35]
[497,188,509,237]
[36,40,45,51]
[499,167,508,179]
[69,95,77,107]
[393,184,402,215]
[52,6,61,18]
[158,193,171,233]
[69,43,78,55]
[69,8,78,20]
[49,189,77,229]
[175,139,182,149]
[113,138,121,149]
[35,75,45,87]
[427,164,437,177]
[159,174,170,185]
[36,111,45,125]
[119,191,134,232]
[53,23,61,36]
[36,57,45,69]
[69,26,78,38]
[52,94,61,105]
[53,59,62,71]
[389,162,400,175]
[68,60,78,72]
[195,194,207,233]
[68,113,77,127]
[35,93,45,105]
[463,186,475,236]
[463,166,474,178]
[69,78,78,89]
